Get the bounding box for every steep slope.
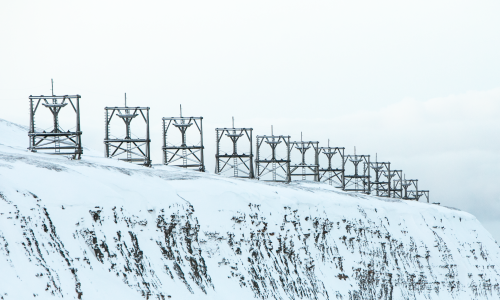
[0,119,499,300]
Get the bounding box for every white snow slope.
[0,118,499,300]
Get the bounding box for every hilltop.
[0,118,499,300]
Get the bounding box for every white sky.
[1,1,499,242]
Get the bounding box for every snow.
[0,118,499,300]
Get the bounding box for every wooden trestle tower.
[370,155,391,197]
[318,140,345,188]
[289,133,319,181]
[28,80,82,159]
[215,117,254,178]
[162,105,205,171]
[104,93,151,166]
[385,169,402,198]
[343,147,371,194]
[256,126,291,182]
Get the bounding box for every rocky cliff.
[0,119,499,300]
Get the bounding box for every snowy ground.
[0,118,499,300]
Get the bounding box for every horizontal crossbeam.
[29,95,80,99]
[29,132,81,136]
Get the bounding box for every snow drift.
[0,118,499,300]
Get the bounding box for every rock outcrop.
[0,119,499,300]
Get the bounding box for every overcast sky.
[1,1,499,242]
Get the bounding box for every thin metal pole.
[76,96,81,159]
[367,155,371,194]
[29,97,34,150]
[314,142,319,181]
[105,109,109,158]
[286,136,291,183]
[146,108,150,166]
[200,118,205,172]
[256,136,260,180]
[341,148,345,190]
[387,163,391,198]
[215,129,219,173]
[162,119,167,164]
[416,180,419,201]
[249,129,254,178]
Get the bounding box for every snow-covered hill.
[0,118,499,300]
